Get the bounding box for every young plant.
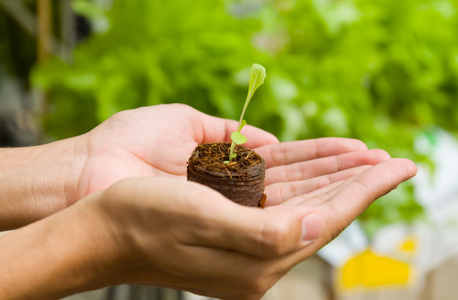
[225,63,267,164]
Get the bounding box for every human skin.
[0,104,390,230]
[0,104,417,299]
[0,157,416,299]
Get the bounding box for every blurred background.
[1,0,458,299]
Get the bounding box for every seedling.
[187,63,267,207]
[224,63,267,164]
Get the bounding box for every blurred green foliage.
[31,0,458,235]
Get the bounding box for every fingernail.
[301,213,323,242]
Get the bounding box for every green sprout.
[224,63,267,164]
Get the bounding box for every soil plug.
[187,64,267,207]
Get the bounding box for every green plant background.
[30,0,458,236]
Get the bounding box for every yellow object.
[336,249,415,292]
[399,236,417,255]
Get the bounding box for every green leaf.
[238,119,247,131]
[236,64,266,133]
[231,131,247,145]
[247,64,267,101]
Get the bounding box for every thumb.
[193,201,325,259]
[197,111,279,148]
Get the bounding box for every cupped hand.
[76,104,278,200]
[276,157,418,258]
[76,157,416,300]
[80,177,323,300]
[76,104,390,206]
[254,139,392,206]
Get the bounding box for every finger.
[317,158,417,222]
[186,202,324,259]
[130,177,322,260]
[142,244,282,300]
[242,124,280,149]
[287,158,417,213]
[264,165,373,206]
[264,149,390,185]
[271,159,418,268]
[255,138,368,169]
[280,177,357,208]
[126,244,270,299]
[172,180,324,258]
[280,179,350,207]
[196,111,279,148]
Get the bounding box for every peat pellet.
[187,142,266,207]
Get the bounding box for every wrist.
[0,194,121,299]
[0,134,89,230]
[64,133,90,206]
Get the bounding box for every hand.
[255,139,393,206]
[77,104,388,205]
[0,103,396,230]
[76,104,279,200]
[0,159,416,299]
[90,159,414,299]
[78,158,419,299]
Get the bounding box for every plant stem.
[237,74,257,130]
[228,141,236,162]
[228,93,251,162]
[228,64,265,162]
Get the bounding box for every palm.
[77,104,391,204]
[274,158,417,262]
[78,105,201,198]
[254,139,390,206]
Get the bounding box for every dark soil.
[187,142,266,207]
